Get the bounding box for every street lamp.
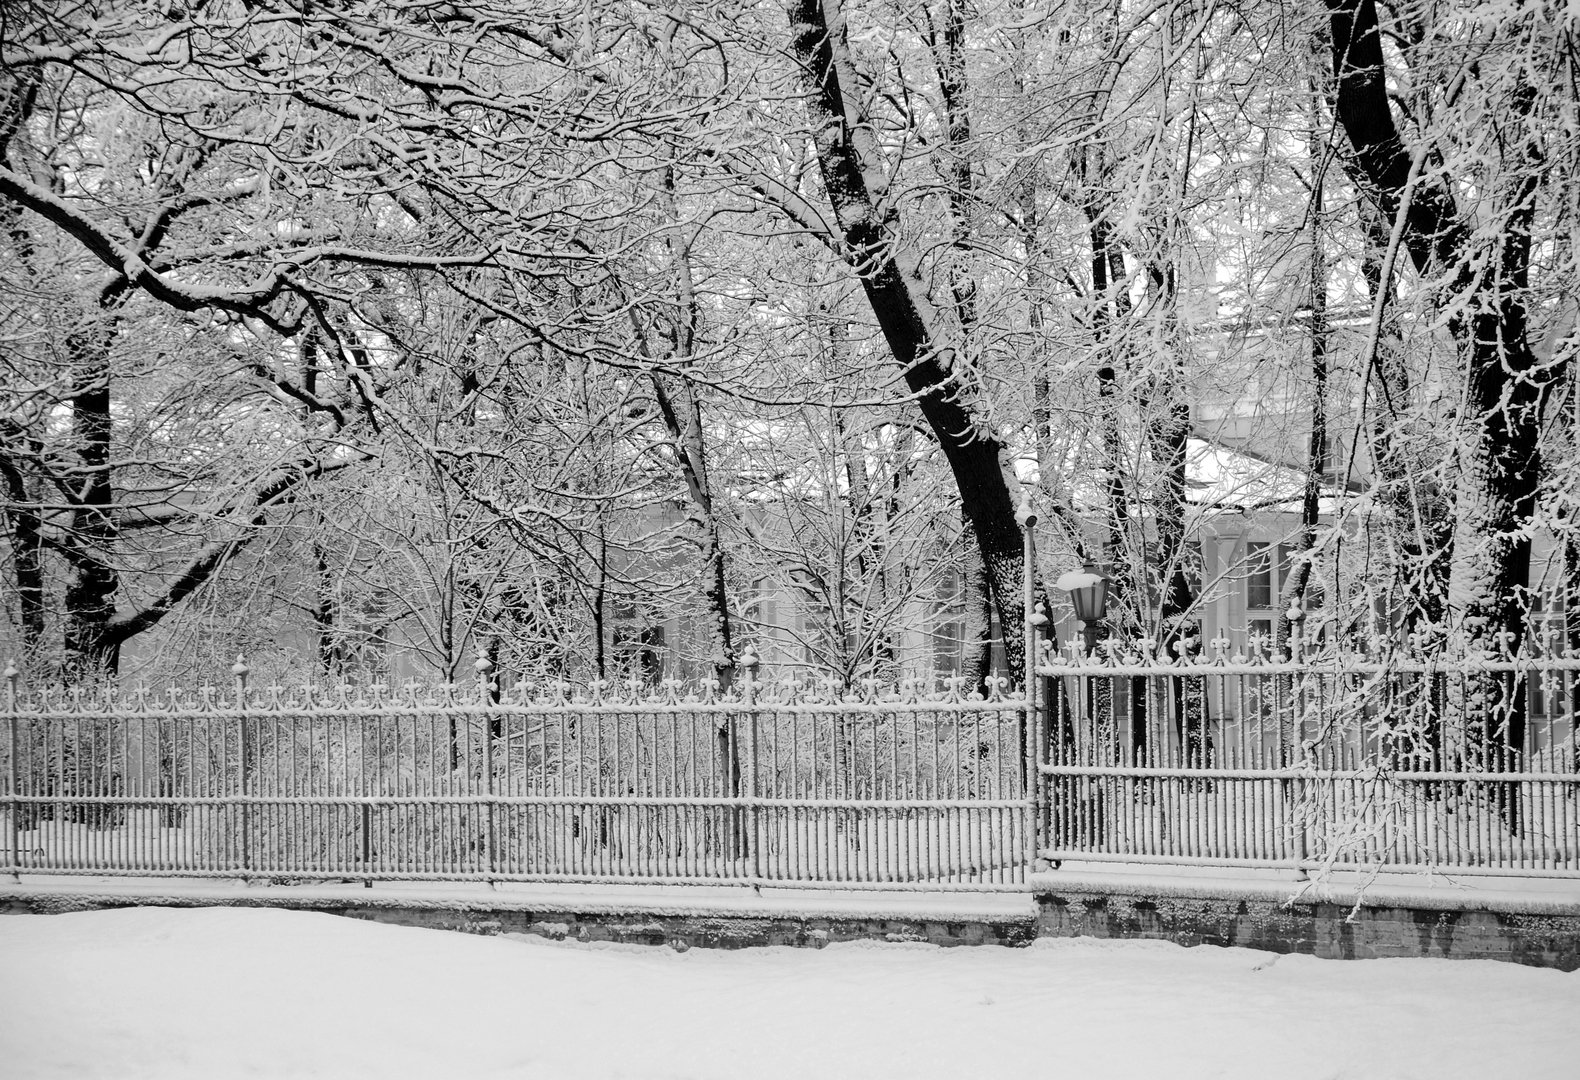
[1056,562,1110,655]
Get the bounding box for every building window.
[1242,542,1324,650]
[1247,543,1273,610]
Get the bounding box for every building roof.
[1183,437,1339,515]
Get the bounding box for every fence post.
[1287,619,1309,881]
[6,660,18,883]
[476,651,497,884]
[1291,773,1308,880]
[231,655,250,876]
[1017,493,1047,875]
[740,645,762,886]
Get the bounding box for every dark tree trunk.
[646,167,736,691]
[1326,0,1548,661]
[61,309,122,681]
[312,539,342,677]
[1326,0,1557,823]
[960,508,995,693]
[786,0,1030,682]
[0,426,45,657]
[1084,210,1133,615]
[0,84,46,659]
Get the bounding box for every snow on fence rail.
[4,644,1577,890]
[1035,641,1580,878]
[0,663,1035,889]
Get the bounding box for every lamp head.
[1055,562,1110,625]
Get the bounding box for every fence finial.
[1015,488,1038,529]
[231,653,249,697]
[3,659,17,682]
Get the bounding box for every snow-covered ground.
[2,908,1576,1079]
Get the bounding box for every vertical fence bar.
[231,656,250,876]
[741,647,761,885]
[1020,497,1043,879]
[477,655,497,884]
[6,661,17,882]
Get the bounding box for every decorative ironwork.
[1036,645,1580,878]
[3,641,1574,890]
[0,660,1037,890]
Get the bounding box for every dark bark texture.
[786,0,1029,682]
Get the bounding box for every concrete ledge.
[0,879,1038,950]
[4,874,1577,968]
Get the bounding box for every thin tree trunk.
[1143,261,1197,643]
[1279,98,1332,648]
[643,169,736,690]
[1012,29,1090,573]
[1355,196,1452,636]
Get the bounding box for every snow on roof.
[1184,437,1338,514]
[1018,436,1340,517]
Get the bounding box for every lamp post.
[1053,561,1112,850]
[1055,563,1110,655]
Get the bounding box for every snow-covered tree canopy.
[1,0,1575,688]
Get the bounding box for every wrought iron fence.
[5,641,1577,891]
[1,664,1035,890]
[1037,639,1580,878]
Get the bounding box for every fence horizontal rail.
[11,794,1037,809]
[1039,764,1580,783]
[1036,654,1580,677]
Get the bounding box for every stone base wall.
[1035,892,1580,970]
[5,884,1578,969]
[345,907,1038,950]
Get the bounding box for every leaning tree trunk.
[785,0,1030,683]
